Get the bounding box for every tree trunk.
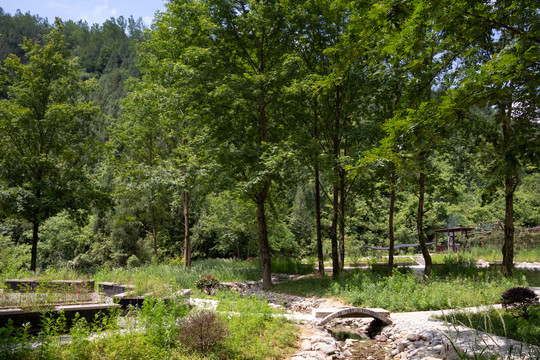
[183,191,191,268]
[31,220,39,271]
[315,164,324,276]
[151,203,158,257]
[417,160,432,276]
[338,168,346,270]
[31,187,41,271]
[330,180,340,280]
[502,175,516,276]
[501,109,517,276]
[388,163,396,277]
[256,189,272,290]
[330,86,340,280]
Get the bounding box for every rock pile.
[288,317,460,360]
[291,324,347,360]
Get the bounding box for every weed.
[177,309,229,353]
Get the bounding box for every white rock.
[344,338,357,347]
[342,349,352,356]
[407,332,419,341]
[313,342,337,354]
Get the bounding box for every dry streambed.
[221,275,540,360]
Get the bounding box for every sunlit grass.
[271,266,532,312]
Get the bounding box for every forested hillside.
[0,2,538,285]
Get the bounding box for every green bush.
[195,274,220,294]
[139,297,189,348]
[126,254,141,268]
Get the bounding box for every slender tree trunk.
[502,175,516,276]
[256,81,272,289]
[501,109,516,276]
[338,168,346,270]
[31,220,39,271]
[315,164,324,276]
[388,163,396,277]
[417,161,432,276]
[330,86,341,280]
[330,181,340,280]
[151,203,158,257]
[256,189,272,290]
[183,191,191,268]
[30,187,41,271]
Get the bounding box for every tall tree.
[430,0,540,275]
[150,0,294,288]
[0,21,103,270]
[286,0,368,278]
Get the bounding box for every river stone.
[344,338,357,347]
[397,340,411,352]
[407,332,419,341]
[296,350,328,360]
[301,340,312,351]
[312,342,337,354]
[342,349,352,357]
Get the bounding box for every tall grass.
[0,291,298,360]
[431,245,540,264]
[271,266,529,312]
[440,306,540,347]
[1,257,312,295]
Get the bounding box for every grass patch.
[430,245,540,264]
[271,266,529,312]
[0,293,298,360]
[1,257,312,295]
[438,306,540,347]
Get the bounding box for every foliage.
[215,291,297,359]
[138,297,189,348]
[177,309,229,353]
[501,287,539,319]
[195,274,220,293]
[0,234,30,276]
[0,20,105,270]
[0,284,296,360]
[0,0,539,285]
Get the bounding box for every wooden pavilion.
[434,227,476,253]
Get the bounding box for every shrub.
[126,254,141,268]
[195,274,220,294]
[501,287,539,319]
[139,297,189,348]
[177,310,229,353]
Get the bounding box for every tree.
[433,0,539,276]
[150,0,295,288]
[0,20,103,270]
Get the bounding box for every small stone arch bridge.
[315,307,392,326]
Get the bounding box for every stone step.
[313,307,390,319]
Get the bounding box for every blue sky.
[1,0,167,27]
